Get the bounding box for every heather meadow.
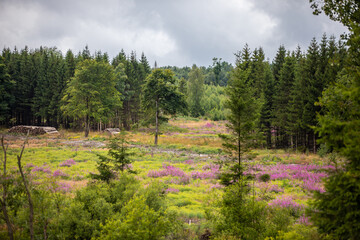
[0,117,337,237]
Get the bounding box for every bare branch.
[0,135,14,240]
[17,131,34,240]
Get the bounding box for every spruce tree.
[0,56,14,124]
[260,63,275,148]
[309,2,360,236]
[220,49,260,173]
[272,45,286,85]
[273,54,296,148]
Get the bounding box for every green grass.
[1,118,332,225]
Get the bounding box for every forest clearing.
[1,0,359,239]
[0,118,340,239]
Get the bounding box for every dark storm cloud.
[0,0,347,67]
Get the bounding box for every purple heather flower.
[53,170,69,178]
[59,159,76,167]
[165,188,179,193]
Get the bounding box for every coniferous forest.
[0,34,347,151]
[0,0,359,239]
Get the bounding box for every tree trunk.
[17,133,34,240]
[267,128,272,149]
[85,114,90,137]
[155,99,159,145]
[313,133,316,154]
[0,200,13,240]
[1,137,14,240]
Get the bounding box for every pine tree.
[111,50,126,67]
[260,63,275,148]
[302,38,320,152]
[0,56,14,124]
[287,57,306,150]
[273,54,296,148]
[272,45,286,85]
[309,2,360,238]
[220,51,260,171]
[140,52,151,75]
[249,47,266,99]
[65,49,76,80]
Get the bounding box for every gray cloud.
[0,0,347,67]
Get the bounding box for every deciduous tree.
[142,69,186,145]
[61,59,121,137]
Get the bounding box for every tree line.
[167,35,347,153]
[0,33,348,152]
[0,46,155,130]
[0,46,231,132]
[236,35,347,152]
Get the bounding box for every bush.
[211,181,269,239]
[275,224,320,240]
[56,174,140,239]
[317,144,330,158]
[260,173,271,182]
[96,196,173,240]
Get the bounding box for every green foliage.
[97,196,173,240]
[0,56,14,124]
[212,181,268,239]
[201,85,227,121]
[316,72,360,167]
[275,224,320,240]
[260,173,271,182]
[309,0,359,28]
[57,174,140,239]
[273,54,296,146]
[142,69,187,144]
[220,47,261,167]
[260,63,275,148]
[187,65,205,117]
[61,59,121,137]
[317,144,330,158]
[310,170,360,239]
[92,133,135,182]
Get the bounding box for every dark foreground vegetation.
[0,0,359,239]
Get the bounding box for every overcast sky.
[0,0,347,67]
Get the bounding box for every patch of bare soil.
[61,140,106,148]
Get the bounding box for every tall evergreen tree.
[260,63,275,148]
[272,45,286,85]
[140,52,151,75]
[65,50,76,80]
[309,1,360,238]
[0,56,14,124]
[111,50,126,67]
[212,57,222,86]
[249,47,266,99]
[302,38,320,152]
[220,48,260,170]
[273,54,296,148]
